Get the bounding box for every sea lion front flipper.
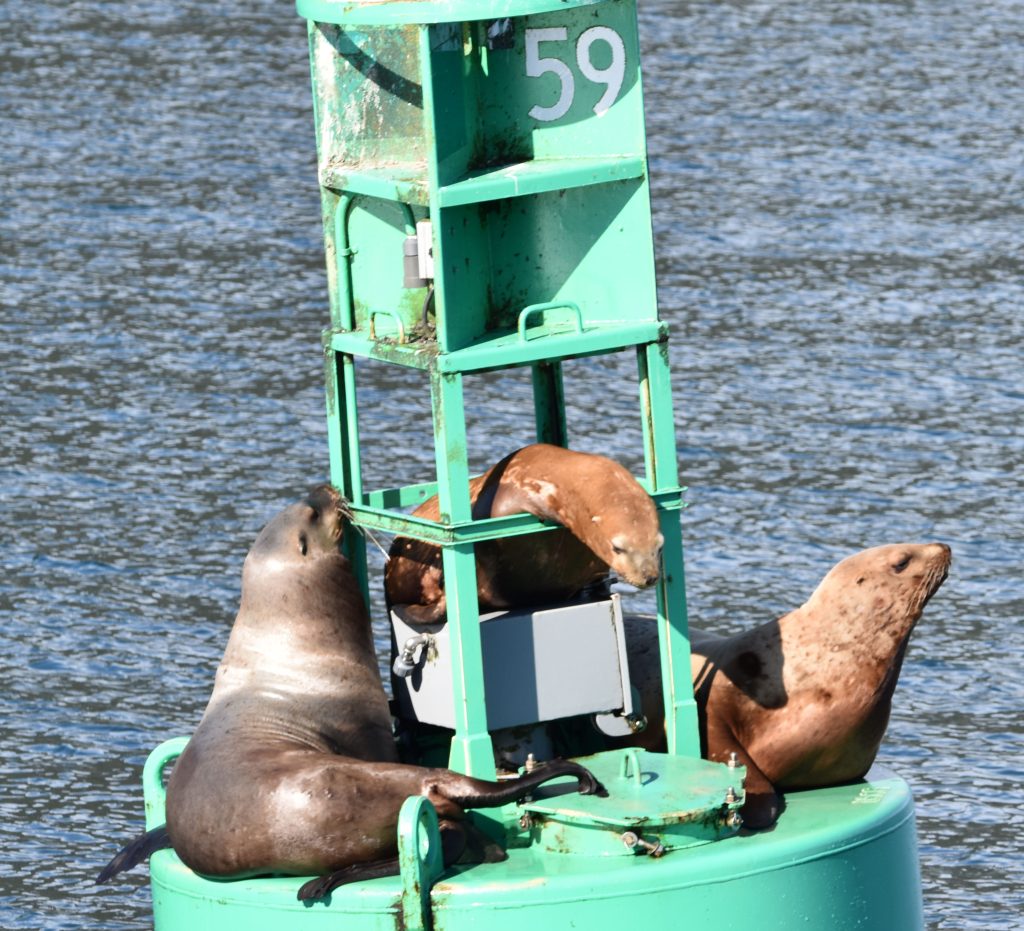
[95,825,172,884]
[713,740,783,830]
[398,597,448,625]
[740,785,785,831]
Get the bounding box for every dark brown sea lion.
[618,542,951,829]
[385,444,664,623]
[97,485,604,900]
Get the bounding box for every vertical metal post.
[637,339,680,490]
[638,341,699,757]
[430,368,495,779]
[325,347,370,612]
[531,360,568,446]
[332,194,358,331]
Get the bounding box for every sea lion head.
[589,474,664,588]
[240,484,353,609]
[802,541,951,648]
[604,524,664,588]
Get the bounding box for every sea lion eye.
[611,544,626,555]
[298,533,308,556]
[892,555,911,574]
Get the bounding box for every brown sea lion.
[618,542,951,829]
[97,485,604,900]
[385,444,664,623]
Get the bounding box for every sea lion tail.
[95,825,172,884]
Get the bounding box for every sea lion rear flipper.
[95,825,172,884]
[297,857,401,901]
[296,823,485,903]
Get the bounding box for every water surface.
[1,1,1021,927]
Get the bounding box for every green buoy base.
[148,765,923,930]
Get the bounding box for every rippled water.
[2,1,1021,927]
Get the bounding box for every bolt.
[525,752,537,773]
[621,831,666,857]
[728,751,739,768]
[519,813,534,830]
[725,786,738,804]
[627,713,648,734]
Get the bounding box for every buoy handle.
[517,301,584,341]
[142,736,189,831]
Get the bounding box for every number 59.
[525,26,626,123]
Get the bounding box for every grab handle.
[142,736,189,830]
[368,309,407,343]
[398,795,444,931]
[517,301,584,342]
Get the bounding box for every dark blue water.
[2,1,1021,927]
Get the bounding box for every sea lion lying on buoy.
[385,444,664,623]
[618,543,951,829]
[97,485,604,900]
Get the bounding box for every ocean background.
[2,1,1021,926]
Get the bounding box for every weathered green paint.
[142,736,188,832]
[435,155,646,207]
[398,797,445,931]
[309,0,698,774]
[325,319,667,372]
[426,368,497,779]
[530,360,567,445]
[142,742,924,930]
[296,0,606,26]
[135,0,935,926]
[519,748,743,856]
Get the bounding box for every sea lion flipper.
[399,598,448,625]
[295,823,507,902]
[296,857,400,901]
[427,759,606,811]
[717,743,782,830]
[95,825,172,884]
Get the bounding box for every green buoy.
[141,2,926,927]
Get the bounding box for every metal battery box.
[391,595,633,731]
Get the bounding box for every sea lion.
[385,444,664,623]
[97,485,604,900]
[618,542,951,829]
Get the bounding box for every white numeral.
[576,26,626,117]
[524,26,626,122]
[526,27,574,122]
